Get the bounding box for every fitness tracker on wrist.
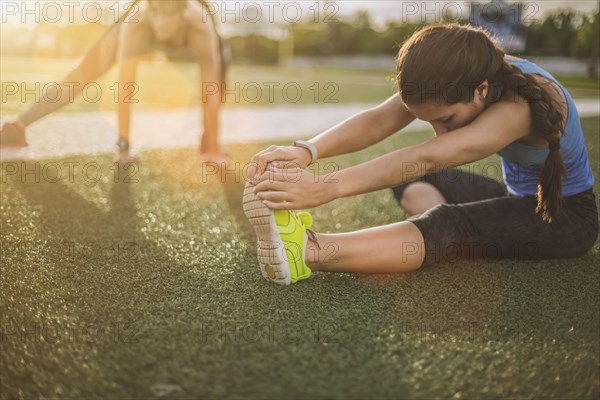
[292,140,318,165]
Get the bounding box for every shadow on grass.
[2,160,193,398]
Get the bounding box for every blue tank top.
[496,57,595,196]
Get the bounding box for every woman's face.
[404,82,489,136]
[147,0,186,41]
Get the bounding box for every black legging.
[392,168,598,267]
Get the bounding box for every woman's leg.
[303,189,598,274]
[18,23,122,127]
[400,182,447,215]
[404,190,597,267]
[393,167,508,215]
[305,221,426,273]
[299,169,510,274]
[1,24,122,147]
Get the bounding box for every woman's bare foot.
[115,151,141,165]
[0,120,28,148]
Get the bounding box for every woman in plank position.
[1,0,228,163]
[243,24,597,285]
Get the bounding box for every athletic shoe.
[242,181,314,285]
[0,121,28,148]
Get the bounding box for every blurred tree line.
[2,4,598,75]
[229,9,599,66]
[228,12,425,63]
[526,9,599,58]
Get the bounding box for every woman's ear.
[474,80,489,103]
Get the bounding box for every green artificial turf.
[1,118,599,399]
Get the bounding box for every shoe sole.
[242,182,291,285]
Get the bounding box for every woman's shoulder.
[184,0,214,32]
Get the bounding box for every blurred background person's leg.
[0,21,121,147]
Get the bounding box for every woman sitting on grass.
[243,24,598,285]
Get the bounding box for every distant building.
[469,0,527,52]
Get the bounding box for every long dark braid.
[495,51,567,222]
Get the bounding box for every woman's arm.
[309,93,416,159]
[336,99,531,198]
[115,16,149,145]
[254,98,531,210]
[247,93,415,180]
[187,9,223,154]
[117,58,138,144]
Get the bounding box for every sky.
[314,1,599,28]
[338,0,599,16]
[1,0,598,28]
[235,0,599,25]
